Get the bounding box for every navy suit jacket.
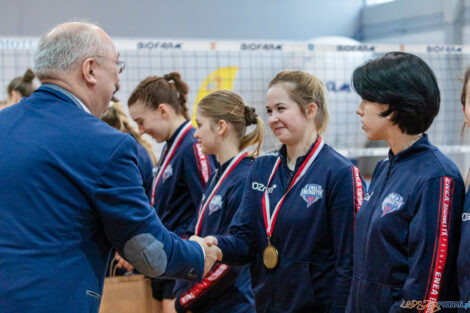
[0,85,204,313]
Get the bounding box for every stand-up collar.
[387,133,434,163]
[167,121,191,146]
[279,135,320,168]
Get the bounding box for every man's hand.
[114,251,134,273]
[189,235,223,276]
[203,235,218,247]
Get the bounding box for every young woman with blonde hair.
[202,71,365,313]
[173,90,264,313]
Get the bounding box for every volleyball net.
[1,38,469,171]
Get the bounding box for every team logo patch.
[381,193,404,217]
[462,213,470,222]
[300,184,324,207]
[163,165,173,181]
[209,195,223,214]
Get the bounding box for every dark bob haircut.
[352,51,440,135]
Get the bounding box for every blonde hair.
[102,101,158,165]
[198,90,265,158]
[269,70,330,134]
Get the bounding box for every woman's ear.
[305,102,318,120]
[217,119,228,136]
[158,103,170,120]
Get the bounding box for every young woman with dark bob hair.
[347,52,464,313]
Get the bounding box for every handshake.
[115,235,223,279]
[189,235,222,276]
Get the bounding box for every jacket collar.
[37,84,91,114]
[279,135,320,169]
[166,120,190,146]
[387,133,433,163]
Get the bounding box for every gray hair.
[33,22,104,79]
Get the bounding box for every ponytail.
[240,116,265,158]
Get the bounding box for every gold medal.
[261,138,324,270]
[263,238,279,269]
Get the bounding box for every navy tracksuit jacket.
[217,138,365,313]
[458,185,470,301]
[174,156,255,313]
[152,122,215,237]
[150,122,216,298]
[347,135,464,313]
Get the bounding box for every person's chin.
[365,132,378,141]
[276,134,291,145]
[153,135,165,143]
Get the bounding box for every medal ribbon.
[194,150,248,236]
[262,137,324,238]
[150,121,193,206]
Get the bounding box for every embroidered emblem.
[381,192,404,217]
[300,184,324,207]
[208,195,223,215]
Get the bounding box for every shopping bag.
[99,261,153,313]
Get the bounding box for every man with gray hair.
[0,22,221,313]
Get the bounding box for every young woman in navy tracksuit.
[128,72,215,313]
[347,52,464,313]
[173,90,264,313]
[458,67,470,302]
[202,71,366,313]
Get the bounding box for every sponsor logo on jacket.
[252,182,277,193]
[209,195,223,215]
[381,192,404,217]
[300,184,324,207]
[462,213,470,222]
[364,191,374,202]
